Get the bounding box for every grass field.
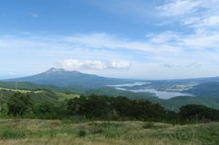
[0,119,218,145]
[56,92,80,101]
[0,88,47,94]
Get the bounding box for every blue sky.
[1,0,219,79]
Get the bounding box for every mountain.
[3,68,134,88]
[2,68,219,110]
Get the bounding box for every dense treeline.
[66,95,168,121]
[1,92,219,123]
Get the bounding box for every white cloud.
[202,16,219,26]
[58,59,131,71]
[148,30,219,50]
[59,59,107,70]
[0,33,181,54]
[64,33,180,54]
[151,1,219,51]
[1,31,219,79]
[158,0,219,29]
[149,31,180,44]
[157,0,201,17]
[110,61,131,69]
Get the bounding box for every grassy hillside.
[0,88,79,105]
[0,119,218,145]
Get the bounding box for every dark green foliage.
[65,96,219,122]
[78,130,87,137]
[66,95,167,121]
[67,95,114,119]
[1,91,219,123]
[7,93,33,116]
[112,96,166,120]
[179,104,219,122]
[33,103,61,119]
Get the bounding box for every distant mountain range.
[3,68,135,88]
[1,68,219,110]
[3,68,219,95]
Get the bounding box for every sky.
[1,0,219,79]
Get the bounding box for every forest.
[1,91,219,124]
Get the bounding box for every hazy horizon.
[1,67,219,81]
[1,0,219,79]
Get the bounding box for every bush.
[179,104,219,122]
[78,130,87,137]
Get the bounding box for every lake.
[110,82,193,99]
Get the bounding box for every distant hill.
[2,68,219,110]
[3,68,134,88]
[185,82,219,97]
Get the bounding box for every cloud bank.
[58,59,131,71]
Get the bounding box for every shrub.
[179,104,219,122]
[78,129,87,137]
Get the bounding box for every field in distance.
[0,119,218,145]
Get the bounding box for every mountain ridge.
[3,68,135,88]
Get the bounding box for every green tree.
[67,95,113,119]
[7,92,33,116]
[179,104,219,122]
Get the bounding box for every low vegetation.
[0,119,218,145]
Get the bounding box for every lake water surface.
[129,88,192,99]
[110,82,192,99]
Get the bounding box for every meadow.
[0,119,218,145]
[1,88,219,145]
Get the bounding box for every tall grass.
[0,119,218,145]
